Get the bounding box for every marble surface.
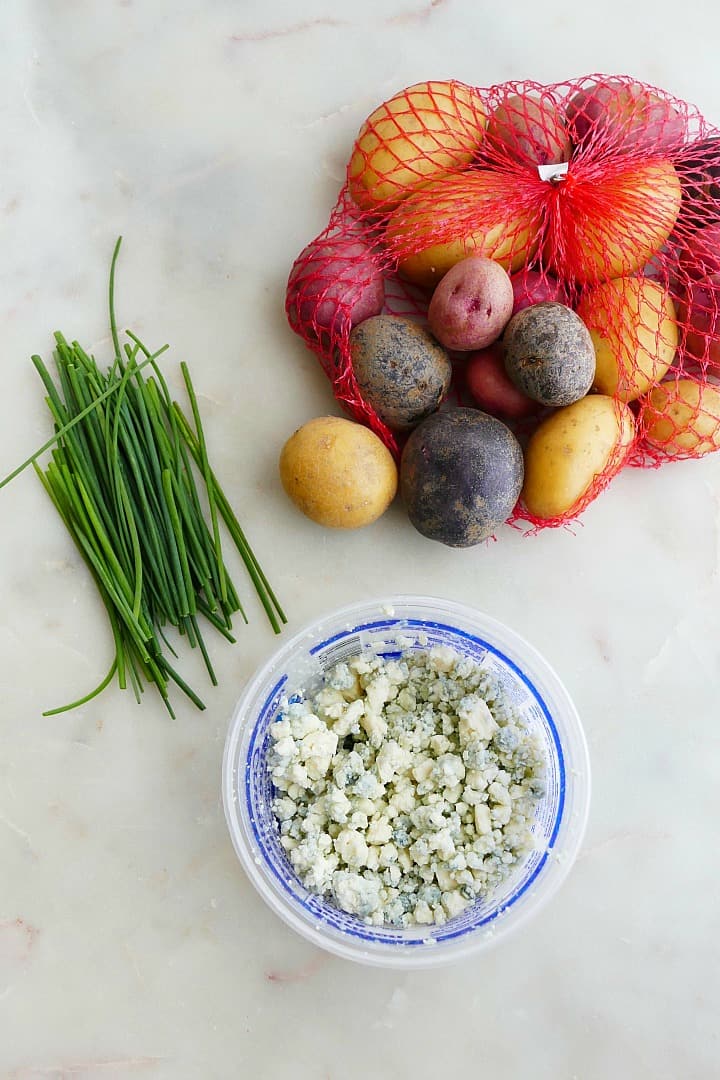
[1,1,720,1076]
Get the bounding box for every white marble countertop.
[2,2,720,1077]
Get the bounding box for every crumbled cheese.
[267,644,545,928]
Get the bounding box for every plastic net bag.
[285,75,720,529]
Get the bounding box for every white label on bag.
[537,162,569,183]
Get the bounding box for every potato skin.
[643,379,720,456]
[350,315,452,431]
[385,172,542,288]
[465,344,538,420]
[503,302,596,407]
[522,395,635,520]
[486,93,571,166]
[566,80,685,153]
[510,269,565,313]
[427,256,513,351]
[347,80,486,211]
[542,159,681,284]
[286,234,385,338]
[279,416,398,529]
[400,407,524,547]
[576,277,678,403]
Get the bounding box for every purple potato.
[400,407,524,547]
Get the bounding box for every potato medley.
[283,75,720,541]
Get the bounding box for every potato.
[503,303,596,406]
[279,416,397,529]
[286,231,385,338]
[349,315,451,431]
[522,395,635,520]
[348,80,486,211]
[486,92,571,166]
[676,274,720,373]
[385,171,542,288]
[566,80,685,153]
[427,256,513,351]
[678,222,720,278]
[465,344,539,420]
[678,137,720,227]
[576,277,677,402]
[510,268,565,313]
[643,379,720,456]
[400,407,524,547]
[543,159,681,283]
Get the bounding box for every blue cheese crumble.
[266,645,545,928]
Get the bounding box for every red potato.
[286,233,385,338]
[566,79,685,153]
[510,269,565,313]
[428,256,513,351]
[677,274,720,373]
[486,93,571,167]
[678,223,720,279]
[465,343,539,420]
[678,137,720,228]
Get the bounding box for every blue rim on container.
[222,596,591,968]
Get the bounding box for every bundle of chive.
[0,238,285,717]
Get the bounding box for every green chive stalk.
[0,237,286,715]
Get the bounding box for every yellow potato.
[279,416,398,529]
[522,395,636,520]
[385,171,541,288]
[643,379,720,456]
[348,80,486,211]
[576,277,677,403]
[544,159,681,283]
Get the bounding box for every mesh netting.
[285,75,720,528]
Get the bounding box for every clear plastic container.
[222,595,590,969]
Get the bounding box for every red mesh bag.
[285,75,720,531]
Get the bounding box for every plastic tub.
[222,595,590,968]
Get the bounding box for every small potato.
[679,137,720,227]
[503,303,596,406]
[427,256,513,351]
[465,344,538,420]
[676,274,720,373]
[510,269,565,313]
[385,172,542,288]
[350,315,452,431]
[486,93,571,166]
[566,80,685,153]
[522,395,635,520]
[643,379,720,456]
[279,416,397,529]
[401,407,524,547]
[348,80,486,211]
[286,232,385,338]
[576,277,677,402]
[541,159,681,284]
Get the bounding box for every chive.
[109,236,123,366]
[0,347,168,491]
[190,614,217,686]
[171,405,286,632]
[2,238,285,715]
[144,373,235,625]
[162,468,195,616]
[42,658,118,717]
[179,362,227,607]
